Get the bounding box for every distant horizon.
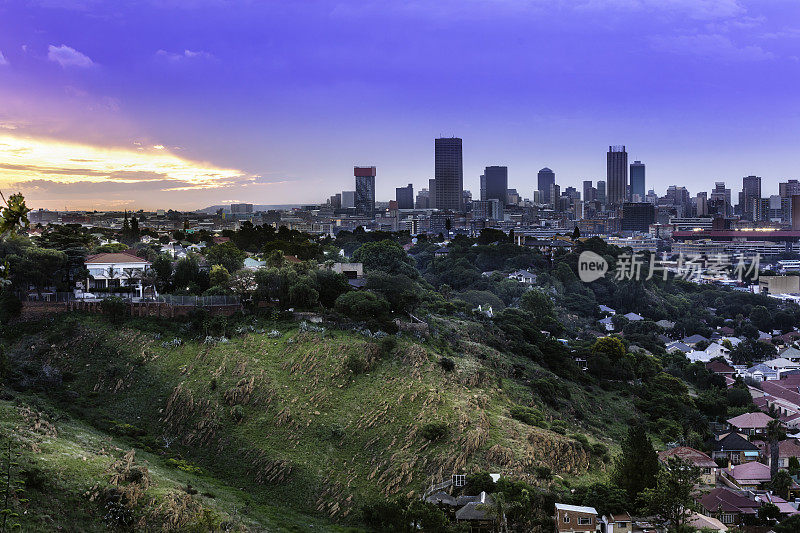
[3,1,800,210]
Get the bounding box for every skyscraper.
[597,180,607,206]
[395,183,414,209]
[428,178,437,209]
[354,166,376,217]
[483,166,508,205]
[434,137,463,211]
[582,180,594,203]
[710,182,731,215]
[739,175,761,221]
[537,168,555,204]
[696,192,708,216]
[630,160,645,201]
[780,180,800,199]
[341,190,355,209]
[621,202,655,233]
[607,146,628,207]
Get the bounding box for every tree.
[334,291,390,322]
[770,470,793,500]
[766,419,787,482]
[205,241,247,273]
[571,226,581,240]
[750,305,772,332]
[640,456,702,532]
[150,255,173,292]
[288,278,319,309]
[352,240,417,278]
[519,289,554,320]
[612,425,660,505]
[209,264,231,287]
[774,514,800,532]
[227,269,257,300]
[592,336,626,364]
[313,269,350,308]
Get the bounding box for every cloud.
[155,49,215,62]
[0,51,8,66]
[651,33,773,61]
[47,44,94,68]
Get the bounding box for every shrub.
[534,465,552,480]
[420,422,449,442]
[0,291,22,323]
[101,296,127,324]
[571,433,589,446]
[510,405,545,427]
[345,353,367,375]
[439,357,456,372]
[550,420,567,435]
[591,442,608,456]
[165,458,204,476]
[379,336,397,357]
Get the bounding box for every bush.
[571,433,589,446]
[0,291,22,323]
[101,296,127,324]
[420,422,449,442]
[379,336,397,357]
[439,357,456,372]
[334,291,390,322]
[534,465,552,480]
[345,353,367,375]
[550,420,567,434]
[510,405,546,427]
[165,458,204,476]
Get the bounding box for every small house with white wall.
[84,252,151,298]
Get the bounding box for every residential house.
[706,360,736,378]
[434,247,450,258]
[763,357,800,373]
[623,312,643,322]
[697,487,760,526]
[721,461,771,490]
[753,437,800,469]
[328,262,364,280]
[705,342,730,360]
[687,350,714,363]
[686,513,727,532]
[243,257,266,270]
[657,447,717,485]
[683,334,710,346]
[709,432,761,464]
[726,412,775,437]
[665,341,692,355]
[600,512,632,533]
[743,363,780,382]
[454,492,495,532]
[655,319,675,330]
[555,504,599,533]
[598,317,614,332]
[84,252,152,298]
[780,346,800,362]
[508,270,538,284]
[760,375,800,420]
[598,305,616,316]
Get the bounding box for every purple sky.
[1,0,799,210]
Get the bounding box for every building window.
[578,517,592,525]
[721,513,734,524]
[703,468,711,474]
[563,515,570,523]
[453,474,465,487]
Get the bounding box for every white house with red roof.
[84,252,152,297]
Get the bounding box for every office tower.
[329,194,342,209]
[354,166,376,217]
[630,160,645,201]
[395,184,414,210]
[564,186,580,201]
[462,190,472,206]
[483,166,508,205]
[738,175,761,221]
[710,182,731,215]
[549,184,561,211]
[582,180,594,203]
[793,196,800,231]
[479,174,486,201]
[506,189,520,205]
[341,190,356,209]
[696,192,708,216]
[597,181,607,205]
[428,178,437,209]
[665,186,690,207]
[537,168,556,204]
[780,180,800,198]
[621,202,655,232]
[533,190,541,204]
[230,203,253,214]
[473,199,502,221]
[434,137,463,211]
[607,146,628,206]
[415,188,430,209]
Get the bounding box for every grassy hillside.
[1,312,631,529]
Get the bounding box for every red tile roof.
[657,447,717,468]
[85,252,151,265]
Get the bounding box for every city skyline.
[2,1,800,210]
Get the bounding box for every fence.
[155,295,240,307]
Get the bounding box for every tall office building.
[395,183,414,209]
[780,180,800,199]
[428,178,437,209]
[354,166,376,217]
[341,190,356,209]
[479,174,487,201]
[597,181,607,206]
[230,203,253,214]
[434,137,463,211]
[793,196,800,231]
[537,168,556,204]
[738,175,762,221]
[621,202,655,232]
[696,192,708,216]
[483,166,508,205]
[582,180,595,203]
[549,184,561,211]
[607,146,628,207]
[710,182,731,215]
[630,160,645,201]
[415,188,431,209]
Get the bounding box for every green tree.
[352,240,417,278]
[334,291,390,322]
[770,469,793,500]
[150,255,173,292]
[209,264,231,287]
[613,425,660,505]
[519,289,554,320]
[289,278,319,309]
[640,456,702,532]
[592,336,626,364]
[766,419,787,482]
[204,241,247,274]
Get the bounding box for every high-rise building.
[621,202,655,232]
[472,199,502,221]
[549,183,561,211]
[434,137,463,211]
[329,194,342,209]
[341,190,355,209]
[415,188,430,209]
[230,203,253,214]
[793,196,800,231]
[780,180,800,199]
[607,146,628,207]
[483,166,508,205]
[537,168,556,204]
[738,175,761,221]
[354,166,376,217]
[696,192,708,216]
[710,182,731,215]
[630,160,645,201]
[506,189,520,205]
[395,183,414,210]
[479,174,486,201]
[582,180,595,203]
[597,181,607,206]
[428,178,437,209]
